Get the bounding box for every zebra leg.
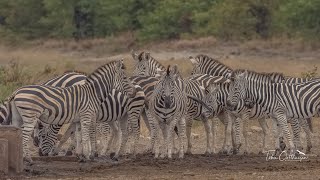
[276,113,295,154]
[50,123,76,156]
[167,119,177,159]
[258,117,269,154]
[299,118,313,153]
[89,119,98,159]
[212,117,218,154]
[185,117,193,154]
[114,116,130,160]
[109,121,121,160]
[145,110,158,153]
[106,121,117,156]
[141,110,151,134]
[159,122,167,158]
[271,117,281,154]
[75,123,84,159]
[219,111,233,154]
[79,117,93,161]
[99,122,112,156]
[289,119,302,151]
[232,117,242,154]
[126,112,141,158]
[66,131,77,156]
[22,119,38,164]
[177,117,187,158]
[203,118,213,155]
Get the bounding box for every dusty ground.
[1,38,320,179]
[2,119,320,180]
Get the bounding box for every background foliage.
[0,0,320,41]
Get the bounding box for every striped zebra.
[7,60,133,164]
[202,81,313,154]
[131,51,229,154]
[227,69,320,154]
[189,54,233,79]
[0,71,86,156]
[147,65,188,158]
[48,85,145,160]
[189,55,313,154]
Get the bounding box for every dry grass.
[0,37,319,100]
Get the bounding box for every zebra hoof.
[274,148,281,156]
[218,149,227,155]
[111,156,119,162]
[65,150,73,156]
[203,150,213,157]
[110,152,116,159]
[23,157,34,166]
[94,152,99,157]
[89,154,95,161]
[306,146,312,154]
[77,154,86,163]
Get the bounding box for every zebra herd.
[0,51,319,165]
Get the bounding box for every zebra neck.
[221,83,230,106]
[150,59,165,76]
[86,77,115,102]
[248,80,274,108]
[80,82,103,103]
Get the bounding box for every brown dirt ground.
[1,39,320,179]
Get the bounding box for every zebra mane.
[86,60,125,81]
[62,70,88,76]
[231,69,284,82]
[195,54,232,70]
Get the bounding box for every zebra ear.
[155,68,165,78]
[144,52,150,60]
[237,70,248,79]
[117,59,125,69]
[131,50,139,61]
[170,65,180,79]
[189,56,198,65]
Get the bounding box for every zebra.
[227,69,320,154]
[0,71,86,155]
[48,85,146,160]
[7,60,134,164]
[201,81,312,154]
[147,65,188,158]
[189,54,233,78]
[131,51,230,154]
[188,55,314,154]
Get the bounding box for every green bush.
[0,0,320,41]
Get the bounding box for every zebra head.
[131,50,165,76]
[201,83,221,118]
[36,123,61,156]
[155,65,181,110]
[227,70,249,109]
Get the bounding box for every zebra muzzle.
[164,97,172,109]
